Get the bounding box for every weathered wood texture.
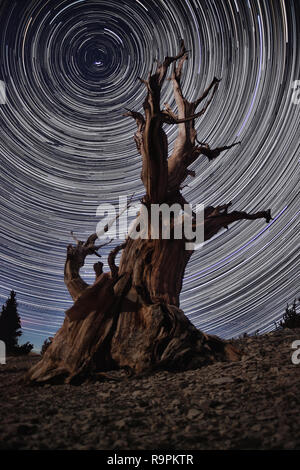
[26,40,271,384]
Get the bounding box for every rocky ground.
[0,327,300,451]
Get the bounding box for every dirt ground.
[0,327,300,450]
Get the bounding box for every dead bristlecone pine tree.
[26,40,272,384]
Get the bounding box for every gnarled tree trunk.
[26,40,271,384]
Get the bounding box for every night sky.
[0,0,299,351]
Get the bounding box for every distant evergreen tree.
[41,337,52,356]
[0,290,22,352]
[0,290,33,354]
[278,298,300,329]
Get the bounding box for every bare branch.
[123,109,145,127]
[127,42,188,202]
[171,51,188,82]
[206,207,272,229]
[156,39,187,85]
[94,238,113,253]
[166,72,223,192]
[205,202,232,217]
[137,76,150,90]
[123,109,145,154]
[162,107,213,125]
[191,205,272,241]
[192,141,241,162]
[84,232,98,248]
[96,193,135,239]
[194,77,221,109]
[108,241,128,280]
[194,81,220,117]
[70,231,80,245]
[162,102,178,123]
[163,79,220,126]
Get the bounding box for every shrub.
[13,342,34,355]
[277,298,300,329]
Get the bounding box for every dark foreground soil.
[0,328,300,450]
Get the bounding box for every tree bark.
[26,40,271,384]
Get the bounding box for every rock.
[210,377,235,385]
[1,328,300,450]
[115,419,127,429]
[187,408,203,419]
[170,399,181,407]
[112,440,128,449]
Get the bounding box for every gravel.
[1,327,300,450]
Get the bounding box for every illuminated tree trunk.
[26,41,271,384]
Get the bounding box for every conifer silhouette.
[0,290,22,352]
[0,290,33,354]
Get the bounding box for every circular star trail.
[0,0,299,350]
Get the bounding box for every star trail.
[0,0,299,350]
